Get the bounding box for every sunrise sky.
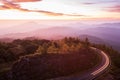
[0,0,120,20]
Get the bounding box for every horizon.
[0,19,120,27]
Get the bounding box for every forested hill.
[0,37,120,80]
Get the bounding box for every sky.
[0,0,120,20]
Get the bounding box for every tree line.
[0,37,90,63]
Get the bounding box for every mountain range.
[0,22,120,51]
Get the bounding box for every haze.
[0,20,120,35]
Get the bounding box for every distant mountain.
[0,22,120,51]
[85,23,120,51]
[30,27,79,39]
[0,22,47,35]
[0,27,79,39]
[98,23,120,29]
[79,35,105,44]
[84,27,120,43]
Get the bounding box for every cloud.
[65,14,84,17]
[7,0,41,2]
[0,5,9,10]
[22,9,84,17]
[82,0,120,5]
[0,0,20,8]
[13,0,41,2]
[106,5,120,12]
[0,0,84,17]
[37,11,64,16]
[31,10,84,16]
[0,1,64,16]
[82,2,96,5]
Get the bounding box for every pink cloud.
[107,5,120,12]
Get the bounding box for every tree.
[0,48,7,62]
[61,44,70,53]
[8,45,26,57]
[24,43,38,54]
[84,38,90,48]
[36,43,48,55]
[47,42,59,54]
[0,48,16,62]
[75,43,82,52]
[69,45,76,53]
[36,46,46,55]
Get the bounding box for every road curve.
[49,47,110,80]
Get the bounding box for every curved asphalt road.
[49,47,110,80]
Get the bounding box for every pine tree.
[36,43,48,55]
[47,42,59,54]
[84,38,90,48]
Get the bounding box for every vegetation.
[0,37,99,80]
[1,37,120,80]
[12,48,98,80]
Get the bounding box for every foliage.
[0,37,120,80]
[0,37,97,80]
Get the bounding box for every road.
[49,47,110,80]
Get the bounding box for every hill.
[0,22,47,35]
[0,37,98,80]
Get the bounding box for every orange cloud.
[0,5,9,10]
[0,0,20,9]
[12,0,41,2]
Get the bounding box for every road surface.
[49,47,110,80]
